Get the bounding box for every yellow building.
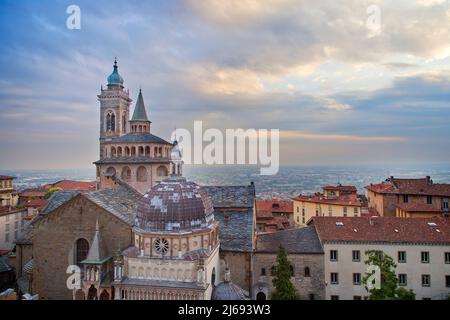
[365,176,450,217]
[293,185,368,227]
[395,203,443,218]
[0,175,18,208]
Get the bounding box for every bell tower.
[98,59,132,159]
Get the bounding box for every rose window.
[154,238,169,255]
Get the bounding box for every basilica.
[14,60,255,300]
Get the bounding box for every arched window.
[111,147,116,158]
[117,146,122,157]
[87,284,97,300]
[121,167,131,181]
[157,166,168,177]
[122,113,126,132]
[131,147,136,157]
[106,167,116,176]
[106,113,111,131]
[145,146,150,157]
[138,146,144,157]
[139,125,142,132]
[106,112,116,132]
[75,238,89,266]
[211,267,216,286]
[158,147,162,156]
[125,147,130,157]
[137,166,147,182]
[154,147,158,157]
[110,113,116,132]
[304,267,311,277]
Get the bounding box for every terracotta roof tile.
[311,216,450,244]
[0,175,15,180]
[366,176,450,197]
[394,203,443,213]
[293,193,364,207]
[48,180,96,191]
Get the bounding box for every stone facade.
[220,251,252,293]
[95,61,174,194]
[252,252,325,300]
[32,195,133,300]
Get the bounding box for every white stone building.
[310,216,450,300]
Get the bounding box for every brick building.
[255,200,293,233]
[252,226,325,300]
[366,176,450,217]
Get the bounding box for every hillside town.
[1,60,449,301]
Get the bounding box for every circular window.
[154,238,169,255]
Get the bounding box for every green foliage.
[271,245,299,300]
[45,187,61,199]
[363,250,415,300]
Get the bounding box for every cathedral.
[14,60,255,300]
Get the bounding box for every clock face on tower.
[154,238,169,255]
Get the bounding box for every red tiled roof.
[311,216,450,244]
[20,187,48,198]
[0,175,15,180]
[25,198,47,208]
[0,206,21,216]
[47,180,96,191]
[394,203,442,213]
[323,185,357,192]
[293,193,363,207]
[365,176,450,197]
[256,200,293,214]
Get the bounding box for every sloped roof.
[47,180,96,191]
[0,175,15,180]
[105,133,171,145]
[256,226,323,254]
[293,193,363,207]
[84,184,141,225]
[395,203,443,213]
[215,210,254,252]
[204,184,255,208]
[41,191,80,214]
[365,176,450,197]
[311,216,450,244]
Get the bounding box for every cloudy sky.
[0,0,449,169]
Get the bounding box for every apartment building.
[293,184,368,227]
[310,216,450,300]
[365,176,450,217]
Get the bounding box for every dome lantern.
[107,58,124,87]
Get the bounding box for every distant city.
[4,164,450,199]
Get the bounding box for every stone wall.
[32,195,133,300]
[220,251,252,294]
[252,252,325,300]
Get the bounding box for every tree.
[363,250,415,300]
[45,187,61,199]
[271,245,299,300]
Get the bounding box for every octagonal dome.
[136,177,215,233]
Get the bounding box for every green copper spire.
[107,58,124,86]
[131,89,149,121]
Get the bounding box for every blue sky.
[0,0,449,169]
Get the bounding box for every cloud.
[280,130,407,142]
[0,0,449,168]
